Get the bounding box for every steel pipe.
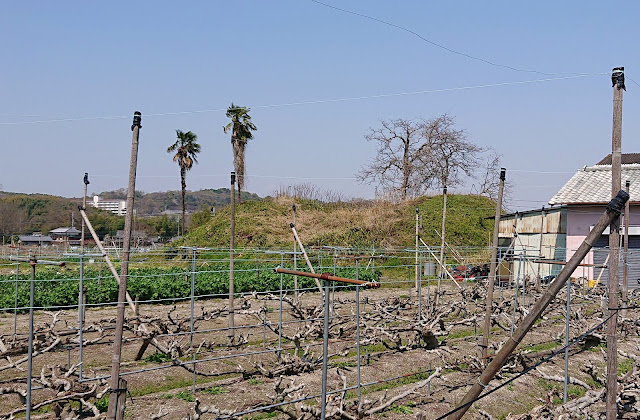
[274,267,380,288]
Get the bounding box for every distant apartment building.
[91,195,126,215]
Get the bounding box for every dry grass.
[182,194,495,249]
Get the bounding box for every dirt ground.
[1,278,639,419]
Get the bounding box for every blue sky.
[1,1,638,210]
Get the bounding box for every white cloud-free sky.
[1,1,638,210]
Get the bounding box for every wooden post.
[293,204,298,303]
[481,168,506,363]
[448,191,629,420]
[536,207,545,291]
[622,180,630,319]
[415,207,419,289]
[107,111,141,419]
[606,67,624,420]
[435,187,447,307]
[228,172,236,341]
[115,378,127,420]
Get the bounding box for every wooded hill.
[178,194,497,249]
[0,192,123,238]
[0,188,260,238]
[98,188,260,215]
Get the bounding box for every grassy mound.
[179,194,496,249]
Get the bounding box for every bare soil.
[1,280,638,419]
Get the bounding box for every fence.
[0,245,638,419]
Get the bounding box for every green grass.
[176,391,195,402]
[345,370,434,399]
[390,404,413,414]
[585,377,603,389]
[248,378,263,385]
[445,328,475,340]
[144,351,171,363]
[202,385,228,395]
[537,378,586,402]
[129,375,214,397]
[618,358,633,377]
[95,395,109,413]
[332,361,356,368]
[345,343,387,358]
[586,342,606,353]
[243,413,278,420]
[523,341,557,353]
[179,194,495,249]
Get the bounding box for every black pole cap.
[84,173,90,185]
[626,180,631,190]
[131,111,142,131]
[290,223,295,228]
[416,207,419,214]
[607,190,630,215]
[292,204,296,211]
[612,67,626,91]
[230,171,236,184]
[500,168,506,181]
[443,187,447,194]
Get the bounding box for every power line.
[309,0,604,77]
[0,74,605,126]
[627,76,640,88]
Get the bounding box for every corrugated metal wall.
[592,237,640,289]
[498,208,567,283]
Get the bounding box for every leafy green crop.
[0,262,381,311]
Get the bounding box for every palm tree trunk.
[233,140,246,204]
[181,166,186,236]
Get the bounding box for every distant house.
[18,233,53,246]
[49,227,81,241]
[91,195,126,215]
[498,153,640,284]
[48,226,93,246]
[112,230,154,247]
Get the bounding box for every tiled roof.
[50,227,81,234]
[19,235,53,243]
[596,153,640,165]
[548,164,640,205]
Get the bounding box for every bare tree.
[425,114,481,190]
[472,149,512,208]
[357,119,435,200]
[419,115,481,306]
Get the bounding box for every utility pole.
[436,187,447,307]
[481,168,506,363]
[78,172,89,381]
[293,203,298,303]
[536,206,545,291]
[448,191,629,420]
[622,180,630,319]
[415,207,419,289]
[606,66,624,420]
[228,172,236,342]
[107,111,141,420]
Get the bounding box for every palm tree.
[224,103,257,202]
[167,130,201,235]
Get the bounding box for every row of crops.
[0,261,381,311]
